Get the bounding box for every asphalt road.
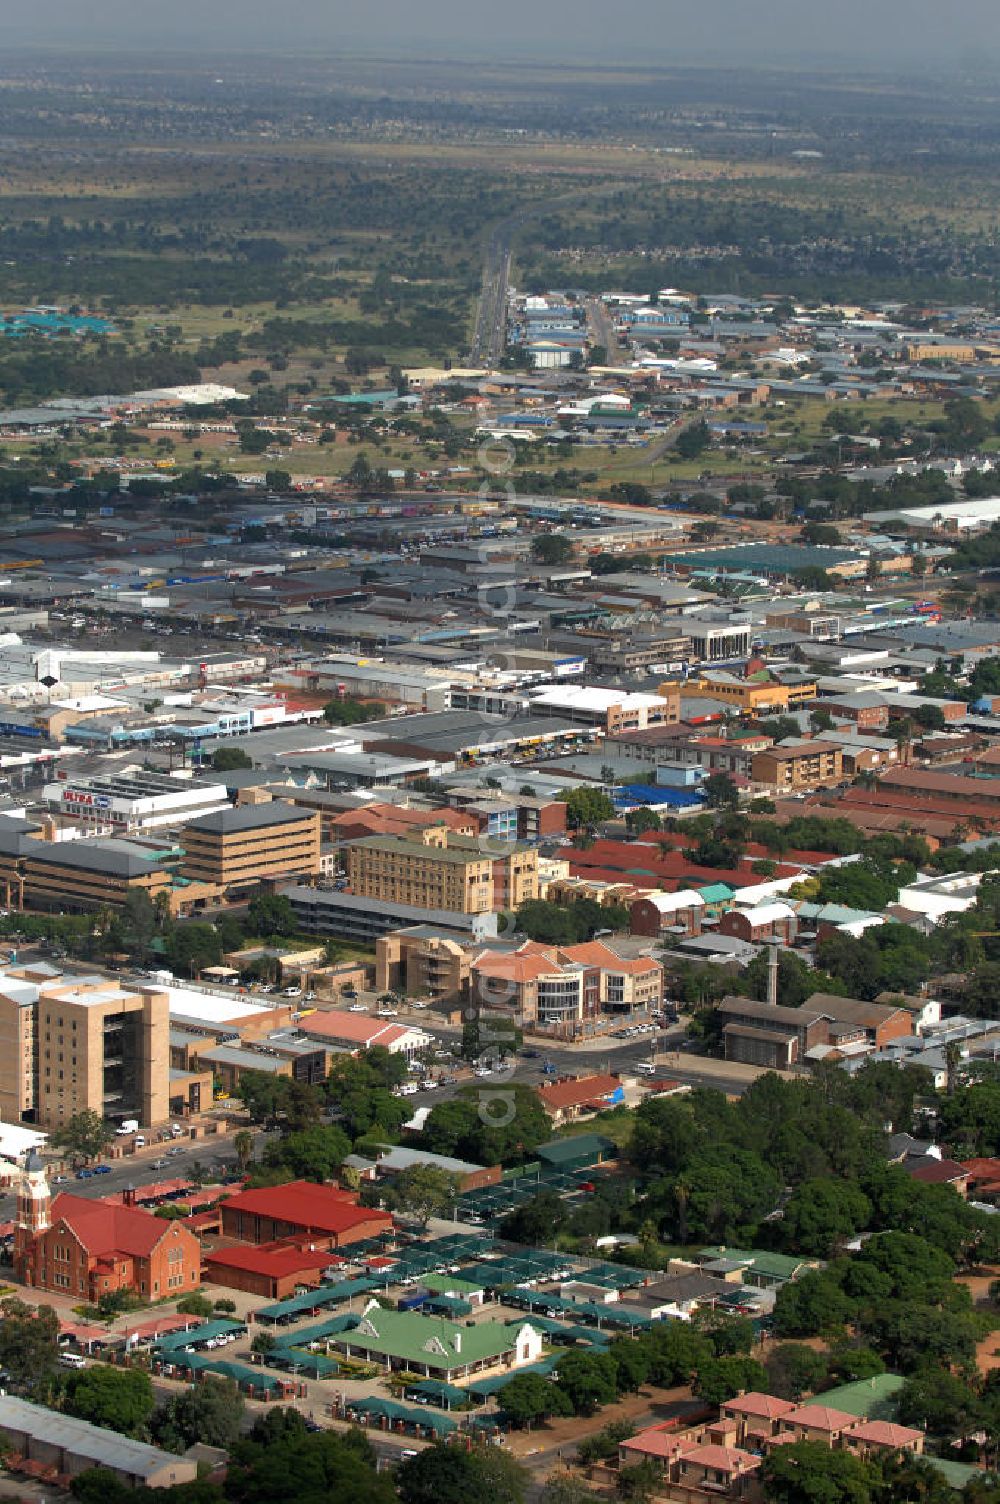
[471,220,513,365]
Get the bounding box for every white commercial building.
[41,771,232,833]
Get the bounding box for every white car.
[349,1003,367,1013]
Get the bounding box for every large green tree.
[0,1297,59,1397]
[63,1366,155,1437]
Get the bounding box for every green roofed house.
[333,1301,544,1381]
[815,1375,906,1422]
[695,1247,821,1289]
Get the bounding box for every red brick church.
[14,1152,201,1302]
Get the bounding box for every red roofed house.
[203,1242,335,1300]
[844,1420,924,1458]
[536,1073,625,1125]
[219,1180,392,1248]
[779,1404,859,1446]
[15,1181,201,1303]
[722,1392,796,1447]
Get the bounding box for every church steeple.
[14,1148,50,1277]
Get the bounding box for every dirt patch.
[504,1383,691,1459]
[958,1266,1000,1376]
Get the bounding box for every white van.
[59,1353,87,1370]
[635,1062,657,1076]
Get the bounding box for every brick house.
[16,1191,201,1303]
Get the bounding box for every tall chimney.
[766,943,779,1008]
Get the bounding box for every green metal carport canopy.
[268,1348,341,1378]
[255,1277,381,1323]
[405,1378,472,1410]
[350,1397,457,1434]
[154,1320,245,1353]
[465,1354,562,1400]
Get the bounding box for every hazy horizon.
[6,0,999,72]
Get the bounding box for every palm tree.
[944,1041,962,1097]
[233,1130,253,1172]
[674,1179,692,1245]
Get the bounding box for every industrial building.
[0,1395,197,1488]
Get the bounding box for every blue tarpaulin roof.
[614,784,705,808]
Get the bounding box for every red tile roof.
[848,1420,923,1448]
[297,1011,410,1048]
[537,1074,622,1113]
[621,1430,688,1460]
[50,1193,172,1259]
[724,1393,796,1421]
[784,1404,858,1432]
[681,1444,759,1473]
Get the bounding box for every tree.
[398,1443,527,1504]
[53,1109,113,1164]
[772,1270,853,1338]
[227,1421,394,1504]
[381,1164,462,1227]
[530,533,573,565]
[500,1191,567,1247]
[558,787,615,829]
[617,1461,662,1502]
[625,807,661,835]
[263,1123,351,1181]
[211,747,253,771]
[761,1440,873,1504]
[501,1372,573,1428]
[246,892,297,939]
[0,1297,59,1396]
[233,1129,254,1172]
[153,1376,245,1451]
[554,1350,619,1415]
[765,1344,830,1401]
[693,1355,767,1407]
[165,922,222,977]
[675,419,711,460]
[176,1291,214,1318]
[422,1084,549,1167]
[780,1179,872,1257]
[703,772,740,810]
[897,1369,981,1438]
[113,889,157,962]
[63,1365,155,1437]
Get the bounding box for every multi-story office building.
[181,800,321,890]
[0,967,170,1129]
[346,829,538,915]
[472,939,662,1040]
[751,740,844,792]
[0,818,179,914]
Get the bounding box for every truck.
[116,1119,140,1136]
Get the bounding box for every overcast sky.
[7,0,998,68]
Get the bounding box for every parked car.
[92,1164,111,1175]
[75,1168,94,1180]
